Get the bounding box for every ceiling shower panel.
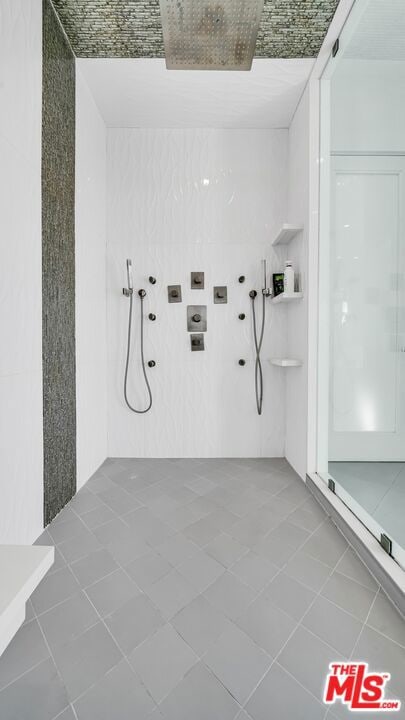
[159,0,264,70]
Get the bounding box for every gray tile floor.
[329,462,405,551]
[1,458,405,720]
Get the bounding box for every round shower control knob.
[194,276,202,285]
[149,276,156,285]
[192,313,201,323]
[238,313,245,320]
[149,313,156,321]
[138,289,146,298]
[170,289,179,298]
[238,276,245,283]
[148,360,156,368]
[192,338,201,346]
[249,290,257,298]
[238,359,246,366]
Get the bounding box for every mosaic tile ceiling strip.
[51,0,340,59]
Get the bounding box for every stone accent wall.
[42,0,76,525]
[51,0,339,59]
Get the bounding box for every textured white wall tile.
[76,68,108,488]
[0,137,42,377]
[0,0,43,543]
[107,129,288,457]
[285,87,310,479]
[0,0,42,169]
[108,129,286,247]
[0,372,43,544]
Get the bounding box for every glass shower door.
[317,0,405,570]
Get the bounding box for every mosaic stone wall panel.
[42,0,76,525]
[51,0,340,59]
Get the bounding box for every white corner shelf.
[272,291,303,304]
[272,224,303,247]
[269,358,303,367]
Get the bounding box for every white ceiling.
[78,58,314,128]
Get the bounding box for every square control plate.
[187,305,207,332]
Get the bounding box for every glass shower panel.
[318,0,405,569]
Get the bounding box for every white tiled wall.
[285,87,310,480]
[0,0,43,543]
[107,129,288,457]
[75,68,108,489]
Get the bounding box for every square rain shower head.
[159,0,265,70]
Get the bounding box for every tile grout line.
[35,615,74,720]
[348,589,380,663]
[23,514,172,705]
[38,467,382,624]
[53,703,78,720]
[62,481,194,707]
[72,584,157,711]
[0,650,54,696]
[14,564,398,712]
[148,502,345,714]
[66,462,316,709]
[17,458,401,720]
[236,523,368,714]
[35,465,352,626]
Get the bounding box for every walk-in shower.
[122,259,153,414]
[250,259,271,415]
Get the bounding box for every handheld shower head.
[126,259,133,291]
[262,259,271,297]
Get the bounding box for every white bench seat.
[0,545,54,656]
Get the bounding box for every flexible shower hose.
[251,293,265,415]
[124,291,152,414]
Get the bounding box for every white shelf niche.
[272,291,303,304]
[272,224,303,246]
[269,358,303,367]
